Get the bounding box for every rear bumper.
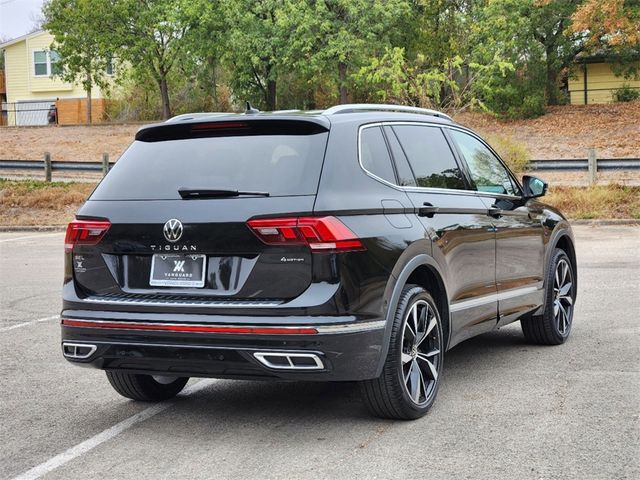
[60,313,386,381]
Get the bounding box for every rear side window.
[360,126,396,184]
[391,125,466,190]
[90,122,329,200]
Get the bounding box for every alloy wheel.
[401,299,442,405]
[553,258,574,335]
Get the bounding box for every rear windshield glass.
[90,125,329,200]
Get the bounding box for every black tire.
[521,248,576,345]
[360,285,444,420]
[106,371,189,401]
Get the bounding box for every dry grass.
[544,185,640,220]
[1,179,638,226]
[0,179,95,226]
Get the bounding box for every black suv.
[61,104,577,419]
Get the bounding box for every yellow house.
[0,30,110,125]
[568,55,640,105]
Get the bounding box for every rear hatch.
[70,118,330,302]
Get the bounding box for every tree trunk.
[546,50,559,105]
[86,88,92,124]
[159,76,172,119]
[266,79,277,111]
[338,61,348,104]
[207,56,218,109]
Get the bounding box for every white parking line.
[0,315,59,332]
[0,232,64,243]
[11,379,216,480]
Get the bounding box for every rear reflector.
[247,216,365,252]
[62,319,318,335]
[65,220,111,253]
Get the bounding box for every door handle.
[418,202,439,218]
[487,205,502,218]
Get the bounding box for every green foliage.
[355,48,463,108]
[613,83,640,102]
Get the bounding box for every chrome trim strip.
[450,286,541,313]
[253,352,324,370]
[357,122,523,200]
[62,342,97,359]
[84,295,283,308]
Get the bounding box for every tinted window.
[392,125,466,190]
[360,127,396,184]
[91,130,328,200]
[382,126,416,187]
[449,130,519,196]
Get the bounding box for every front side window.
[391,125,466,190]
[449,130,519,196]
[360,126,396,184]
[34,51,48,75]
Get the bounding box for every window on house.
[34,51,48,75]
[33,51,62,76]
[105,57,114,76]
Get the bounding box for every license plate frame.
[149,254,207,288]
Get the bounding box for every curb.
[1,220,638,232]
[0,225,66,232]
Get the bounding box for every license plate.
[150,254,206,288]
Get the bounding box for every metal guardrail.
[0,159,115,171]
[529,158,640,171]
[0,157,638,179]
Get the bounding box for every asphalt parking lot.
[1,226,638,480]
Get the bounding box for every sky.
[0,0,45,42]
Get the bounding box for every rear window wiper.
[178,188,270,199]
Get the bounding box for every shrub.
[613,83,640,102]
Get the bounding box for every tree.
[470,0,585,113]
[221,0,289,110]
[43,0,113,123]
[571,0,640,49]
[282,0,411,104]
[106,0,207,119]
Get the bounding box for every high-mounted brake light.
[247,216,365,252]
[65,220,111,253]
[191,122,249,131]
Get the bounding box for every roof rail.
[165,112,230,123]
[322,103,452,121]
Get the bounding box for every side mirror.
[522,175,547,198]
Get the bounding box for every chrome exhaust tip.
[253,352,324,370]
[62,342,97,360]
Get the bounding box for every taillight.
[65,220,111,253]
[247,216,365,252]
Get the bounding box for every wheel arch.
[375,254,450,377]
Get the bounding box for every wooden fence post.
[44,152,52,182]
[588,148,597,186]
[102,152,109,177]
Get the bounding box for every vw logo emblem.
[163,219,183,242]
